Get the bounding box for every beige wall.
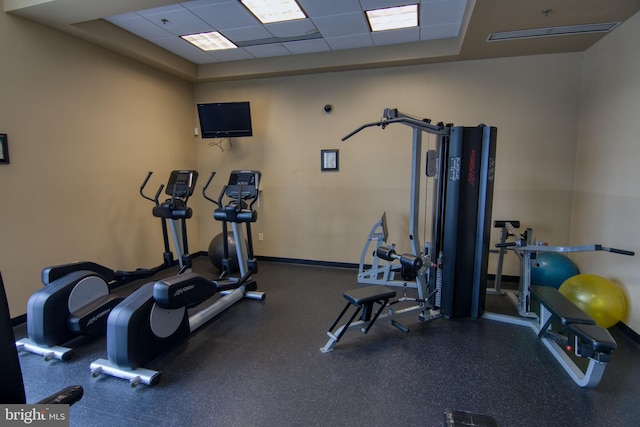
[0,12,198,316]
[572,11,640,331]
[194,53,582,275]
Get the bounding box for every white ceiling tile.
[265,19,318,38]
[103,0,469,64]
[135,4,185,17]
[312,13,369,38]
[371,27,420,45]
[185,1,258,30]
[106,14,172,40]
[222,26,273,43]
[421,0,468,26]
[183,0,234,7]
[324,33,373,50]
[297,0,362,17]
[359,0,415,11]
[208,48,255,61]
[244,43,292,58]
[137,7,211,36]
[283,38,331,54]
[421,23,461,40]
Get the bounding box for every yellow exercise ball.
[559,274,627,328]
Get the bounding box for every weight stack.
[439,125,497,318]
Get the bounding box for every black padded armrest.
[530,286,595,325]
[37,385,83,405]
[569,324,617,352]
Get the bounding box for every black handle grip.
[202,172,217,204]
[153,184,164,206]
[494,220,520,228]
[495,242,517,248]
[608,248,635,256]
[140,171,153,191]
[204,171,216,190]
[140,172,164,206]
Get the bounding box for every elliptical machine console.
[16,170,198,361]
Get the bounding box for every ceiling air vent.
[487,22,620,42]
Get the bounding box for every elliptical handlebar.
[202,172,218,206]
[216,186,227,209]
[140,171,164,206]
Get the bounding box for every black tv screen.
[197,102,253,138]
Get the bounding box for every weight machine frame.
[322,108,497,352]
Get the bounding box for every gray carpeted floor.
[13,259,640,426]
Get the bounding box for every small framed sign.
[0,134,8,164]
[321,149,338,172]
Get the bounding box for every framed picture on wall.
[0,134,8,164]
[321,149,338,171]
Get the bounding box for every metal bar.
[168,219,184,268]
[90,358,161,387]
[189,287,244,332]
[16,338,74,361]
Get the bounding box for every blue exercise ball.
[530,252,579,289]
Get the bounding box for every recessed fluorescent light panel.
[366,4,419,32]
[181,32,237,51]
[241,0,306,24]
[487,22,619,41]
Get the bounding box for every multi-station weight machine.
[321,108,497,352]
[321,107,631,388]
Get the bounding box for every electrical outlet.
[258,233,264,241]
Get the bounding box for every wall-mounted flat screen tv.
[197,102,253,138]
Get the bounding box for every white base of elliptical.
[90,285,265,386]
[16,338,74,361]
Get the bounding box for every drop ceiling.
[5,0,640,82]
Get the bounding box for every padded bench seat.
[344,285,397,306]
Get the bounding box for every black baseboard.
[616,321,640,345]
[12,313,26,327]
[14,256,640,343]
[486,273,520,283]
[256,256,358,270]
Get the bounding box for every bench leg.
[538,335,607,387]
[321,302,364,353]
[321,299,390,353]
[537,305,554,339]
[361,300,389,334]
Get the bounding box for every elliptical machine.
[90,170,264,386]
[16,170,198,361]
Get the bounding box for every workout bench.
[531,286,617,366]
[485,286,616,387]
